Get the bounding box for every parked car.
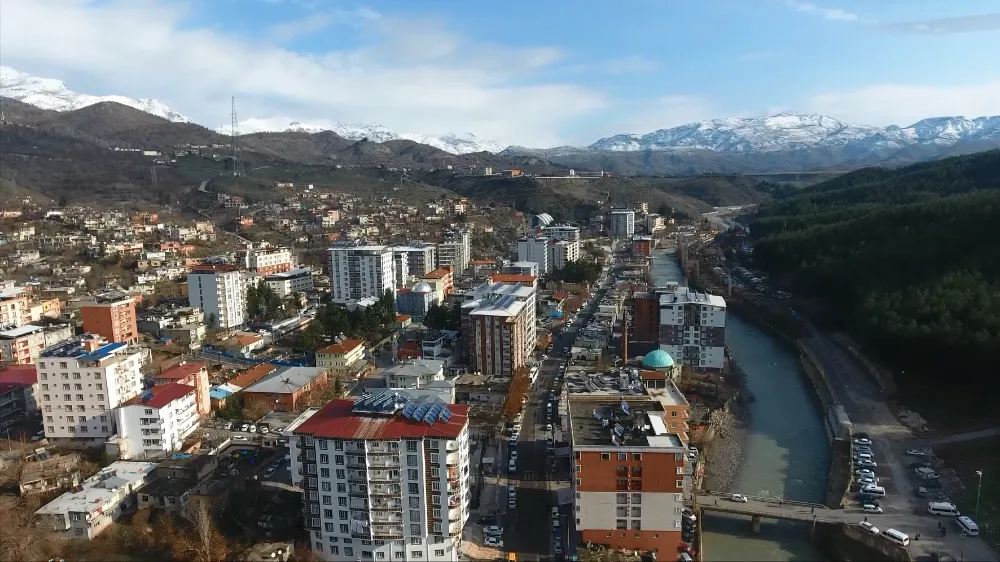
[729,494,749,503]
[862,503,884,514]
[484,525,503,536]
[906,448,927,457]
[484,536,503,548]
[854,437,872,446]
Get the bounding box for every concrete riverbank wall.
[810,521,914,562]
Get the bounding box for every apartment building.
[549,239,581,271]
[0,323,74,365]
[0,287,31,327]
[516,236,550,275]
[246,247,293,276]
[109,383,199,459]
[187,264,256,329]
[646,214,666,233]
[659,288,727,372]
[0,365,38,431]
[435,240,468,275]
[265,268,314,298]
[316,339,367,379]
[286,392,471,562]
[466,295,532,377]
[328,244,395,305]
[631,236,653,257]
[543,224,582,243]
[81,297,139,344]
[421,267,454,300]
[36,335,146,446]
[501,261,539,277]
[150,361,211,417]
[392,245,437,278]
[391,251,410,288]
[567,369,690,554]
[35,461,157,539]
[610,210,636,238]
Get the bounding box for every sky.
[2,0,1000,147]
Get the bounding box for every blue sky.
[3,0,1000,146]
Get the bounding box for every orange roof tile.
[491,274,537,284]
[422,267,453,279]
[229,363,278,388]
[155,361,207,381]
[317,338,365,355]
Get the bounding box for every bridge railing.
[698,490,829,510]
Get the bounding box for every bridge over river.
[687,491,858,532]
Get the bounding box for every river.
[650,249,830,561]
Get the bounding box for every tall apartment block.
[568,368,691,554]
[36,335,145,447]
[392,245,437,279]
[610,210,636,238]
[81,296,139,344]
[549,240,581,271]
[462,282,536,377]
[436,231,470,275]
[517,236,550,275]
[286,392,471,562]
[328,244,395,304]
[390,252,410,288]
[659,288,727,372]
[187,265,256,329]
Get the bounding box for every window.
[336,469,345,479]
[410,538,422,545]
[407,454,418,467]
[324,522,334,532]
[361,551,372,559]
[434,550,445,556]
[411,551,423,558]
[600,453,610,460]
[345,547,354,557]
[408,469,419,480]
[616,493,628,504]
[407,441,418,452]
[323,495,332,505]
[409,510,421,522]
[335,440,344,451]
[337,483,346,493]
[340,524,349,533]
[395,553,405,559]
[331,546,340,555]
[321,482,332,492]
[338,497,347,507]
[410,524,421,535]
[409,497,420,508]
[632,453,642,460]
[320,454,329,464]
[616,519,627,530]
[319,440,328,450]
[631,493,642,504]
[676,480,683,488]
[339,510,349,520]
[335,455,345,465]
[652,533,659,539]
[676,467,684,474]
[631,507,641,517]
[408,483,419,494]
[320,468,330,478]
[618,453,626,460]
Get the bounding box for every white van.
[862,485,886,497]
[881,528,910,546]
[927,502,960,516]
[956,516,979,536]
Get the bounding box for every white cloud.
[568,56,661,75]
[0,0,605,147]
[879,12,1000,34]
[780,0,861,22]
[807,82,1000,125]
[269,9,381,42]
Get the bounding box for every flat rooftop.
[40,336,128,361]
[569,400,683,450]
[139,476,194,498]
[563,370,648,398]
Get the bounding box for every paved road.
[803,329,998,561]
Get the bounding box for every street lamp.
[975,470,984,520]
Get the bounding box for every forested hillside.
[750,150,1000,391]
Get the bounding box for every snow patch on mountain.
[224,117,506,155]
[586,113,1000,154]
[0,66,191,123]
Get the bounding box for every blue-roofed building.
[36,334,146,447]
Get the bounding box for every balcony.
[349,498,369,509]
[368,470,397,482]
[445,452,461,466]
[367,458,400,469]
[370,499,402,510]
[448,495,461,509]
[346,456,366,468]
[371,513,403,524]
[448,506,462,522]
[368,485,402,496]
[367,443,397,454]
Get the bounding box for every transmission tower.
[230,96,245,177]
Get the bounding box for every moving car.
[905,448,926,457]
[729,494,749,503]
[554,543,563,555]
[545,423,553,431]
[858,521,880,535]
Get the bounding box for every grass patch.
[935,437,1000,551]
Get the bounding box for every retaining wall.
[810,521,914,562]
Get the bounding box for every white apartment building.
[108,382,199,460]
[36,335,145,446]
[517,236,550,275]
[187,265,257,329]
[659,288,727,372]
[328,244,396,304]
[0,323,74,365]
[392,245,436,278]
[646,214,666,233]
[265,268,314,298]
[610,209,636,238]
[436,231,470,275]
[246,247,293,275]
[35,461,157,539]
[548,239,580,271]
[542,224,581,243]
[391,252,410,288]
[285,392,472,562]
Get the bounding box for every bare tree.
[179,500,230,562]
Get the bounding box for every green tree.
[333,376,344,397]
[657,203,671,216]
[296,322,324,351]
[424,303,448,330]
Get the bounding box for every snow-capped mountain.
[222,118,506,155]
[584,113,1000,154]
[0,66,191,123]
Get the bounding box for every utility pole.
[230,97,244,177]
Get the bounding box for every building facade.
[466,293,532,377]
[150,361,211,417]
[316,339,366,379]
[392,245,437,278]
[610,210,636,238]
[265,268,314,298]
[187,265,256,329]
[659,288,727,371]
[81,298,139,344]
[328,244,395,304]
[631,236,653,257]
[246,247,293,276]
[0,323,74,365]
[36,335,146,446]
[548,240,581,271]
[110,382,199,459]
[0,288,31,328]
[516,236,550,275]
[543,224,582,243]
[286,393,471,562]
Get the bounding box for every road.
[694,492,844,524]
[803,329,998,560]
[501,270,612,561]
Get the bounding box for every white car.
[862,503,883,514]
[554,543,563,555]
[484,525,503,536]
[234,435,249,441]
[729,494,749,503]
[510,451,518,462]
[508,485,516,496]
[508,498,517,509]
[858,477,877,487]
[854,437,872,446]
[859,521,880,535]
[484,536,503,548]
[856,469,875,479]
[906,449,927,457]
[545,423,553,431]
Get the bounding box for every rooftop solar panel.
[439,407,452,423]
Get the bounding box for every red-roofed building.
[286,393,471,559]
[0,365,38,430]
[150,361,210,417]
[109,383,198,460]
[420,266,454,297]
[490,273,538,289]
[316,338,367,379]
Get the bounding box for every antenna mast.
[231,96,245,177]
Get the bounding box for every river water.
[650,250,829,561]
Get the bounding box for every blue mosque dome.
[642,349,675,369]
